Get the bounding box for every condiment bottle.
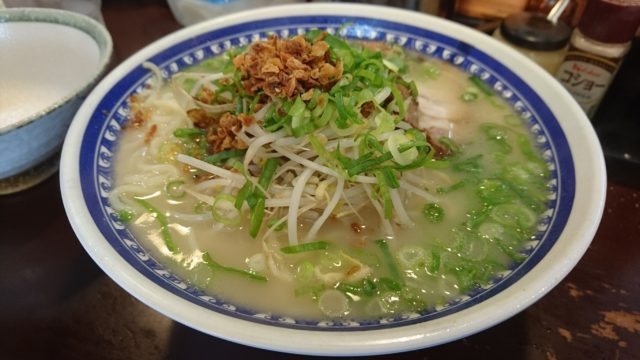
[493,11,571,74]
[555,0,640,118]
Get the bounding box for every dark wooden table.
[1,1,638,359]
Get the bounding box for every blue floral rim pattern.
[79,16,575,330]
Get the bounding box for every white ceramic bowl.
[60,4,606,356]
[0,7,112,193]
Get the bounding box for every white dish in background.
[0,22,101,128]
[60,4,606,355]
[0,7,111,194]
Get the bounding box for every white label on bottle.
[555,51,617,118]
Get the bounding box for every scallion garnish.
[423,202,444,223]
[173,128,206,138]
[203,149,246,165]
[249,197,265,238]
[280,241,330,254]
[165,180,186,199]
[202,252,267,282]
[133,197,177,253]
[375,239,403,285]
[212,193,241,226]
[469,75,494,97]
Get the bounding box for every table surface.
[1,1,639,359]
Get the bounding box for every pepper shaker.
[555,0,640,118]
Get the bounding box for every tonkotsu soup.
[111,32,551,320]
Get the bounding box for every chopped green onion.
[133,198,177,253]
[280,241,330,254]
[487,96,507,109]
[245,192,259,209]
[504,114,522,126]
[437,179,467,194]
[314,101,336,127]
[257,157,278,193]
[333,92,351,129]
[397,77,418,98]
[203,149,246,165]
[481,124,512,154]
[364,133,385,153]
[386,132,418,165]
[421,62,441,79]
[375,172,394,219]
[375,239,403,284]
[494,239,527,262]
[165,180,186,199]
[311,93,329,117]
[362,278,378,296]
[428,250,441,274]
[377,277,402,291]
[423,159,450,169]
[291,110,315,137]
[438,137,461,155]
[337,278,378,297]
[452,154,484,173]
[268,218,286,231]
[461,91,478,102]
[355,89,375,107]
[423,202,444,223]
[373,110,395,135]
[212,193,241,226]
[295,261,315,283]
[307,89,322,109]
[380,167,400,189]
[116,209,135,223]
[396,246,428,270]
[249,197,265,238]
[516,134,543,164]
[202,252,267,282]
[490,203,537,228]
[234,181,253,210]
[304,28,324,43]
[389,83,406,121]
[347,152,392,177]
[476,179,516,205]
[194,201,211,214]
[355,68,378,82]
[469,75,494,96]
[173,128,206,138]
[323,34,355,69]
[288,95,306,117]
[382,58,399,73]
[337,282,365,297]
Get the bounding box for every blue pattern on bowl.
[78,16,575,330]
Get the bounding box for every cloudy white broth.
[111,32,550,320]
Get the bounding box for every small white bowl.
[60,4,606,356]
[0,7,112,194]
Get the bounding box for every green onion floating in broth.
[132,197,177,253]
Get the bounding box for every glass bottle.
[555,0,640,118]
[493,11,571,74]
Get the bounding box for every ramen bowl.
[60,4,606,356]
[0,7,112,194]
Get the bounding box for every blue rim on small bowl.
[60,4,606,356]
[0,7,112,191]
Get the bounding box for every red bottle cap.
[579,0,640,44]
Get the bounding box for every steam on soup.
[111,32,550,320]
